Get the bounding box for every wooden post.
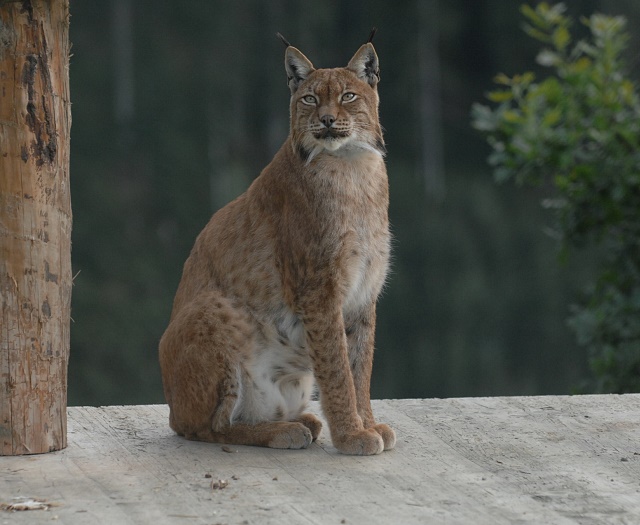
[0,0,72,455]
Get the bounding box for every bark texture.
[0,0,72,455]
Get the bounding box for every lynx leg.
[346,304,396,451]
[190,408,318,449]
[159,291,253,439]
[303,307,384,456]
[159,291,319,450]
[192,421,314,449]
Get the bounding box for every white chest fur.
[236,310,314,425]
[329,152,390,315]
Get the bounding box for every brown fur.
[159,39,395,455]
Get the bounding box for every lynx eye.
[342,92,357,102]
[302,95,317,105]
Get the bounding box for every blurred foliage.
[472,2,640,392]
[67,1,640,405]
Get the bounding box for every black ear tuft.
[368,27,378,43]
[276,32,291,48]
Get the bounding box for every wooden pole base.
[0,0,72,455]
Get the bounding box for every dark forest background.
[68,1,640,405]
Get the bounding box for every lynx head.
[279,32,386,164]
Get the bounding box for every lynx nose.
[320,114,336,128]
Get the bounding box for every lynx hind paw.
[372,423,396,451]
[334,428,384,456]
[296,413,323,441]
[267,422,313,450]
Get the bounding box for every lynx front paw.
[372,423,396,451]
[267,422,313,449]
[333,428,384,456]
[297,413,323,441]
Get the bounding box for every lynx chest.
[314,153,390,315]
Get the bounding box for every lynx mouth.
[313,129,350,140]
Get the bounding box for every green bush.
[472,2,640,393]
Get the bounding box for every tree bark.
[0,0,72,455]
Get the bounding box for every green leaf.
[521,72,536,85]
[543,107,562,126]
[520,4,546,28]
[537,77,563,102]
[620,80,635,103]
[487,90,514,102]
[493,73,512,85]
[524,24,552,43]
[503,110,522,123]
[571,57,592,73]
[553,26,571,50]
[470,103,498,131]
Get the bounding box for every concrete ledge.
[1,395,640,524]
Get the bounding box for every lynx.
[159,31,395,455]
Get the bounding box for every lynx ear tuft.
[347,43,380,88]
[284,47,315,94]
[276,32,291,48]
